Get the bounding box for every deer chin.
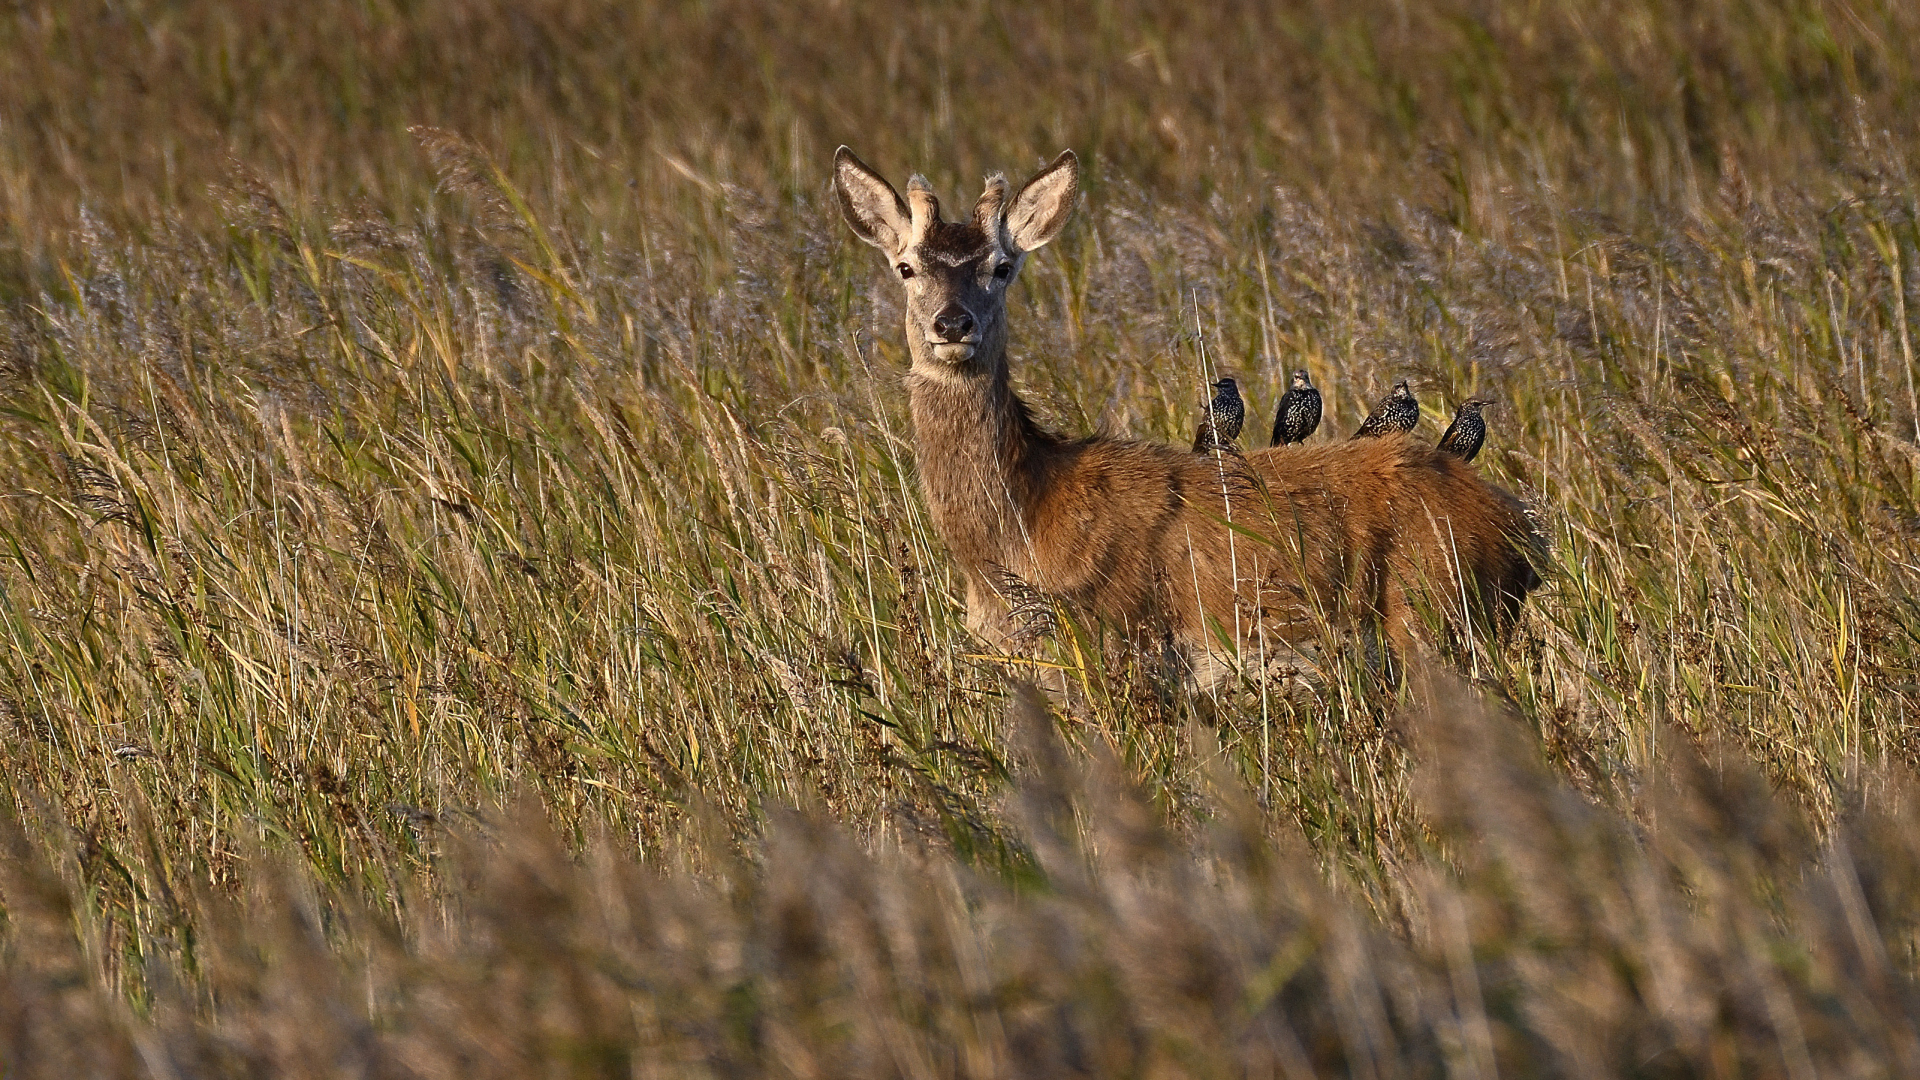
[928,341,977,364]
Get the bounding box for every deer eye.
[897,263,915,280]
[992,262,1012,280]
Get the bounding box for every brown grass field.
[2,0,1920,1074]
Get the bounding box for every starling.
[1437,398,1495,462]
[1352,379,1420,439]
[1192,377,1246,453]
[1270,368,1323,446]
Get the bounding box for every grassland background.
[2,0,1920,1074]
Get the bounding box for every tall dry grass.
[7,683,1920,1076]
[0,0,1918,1072]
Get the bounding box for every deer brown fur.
[833,147,1541,679]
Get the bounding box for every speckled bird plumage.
[1192,377,1245,453]
[1353,380,1419,439]
[1271,369,1322,446]
[1437,398,1494,462]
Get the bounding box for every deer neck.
[904,337,1049,576]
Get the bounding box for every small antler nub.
[905,174,940,240]
[974,173,1008,230]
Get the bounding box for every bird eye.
[897,263,915,279]
[993,262,1012,280]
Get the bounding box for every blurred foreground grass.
[2,0,1920,1073]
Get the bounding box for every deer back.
[1001,433,1539,657]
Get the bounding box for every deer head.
[833,147,1079,379]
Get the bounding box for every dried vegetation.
[2,0,1920,1074]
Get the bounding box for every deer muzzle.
[927,303,978,363]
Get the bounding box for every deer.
[831,146,1542,685]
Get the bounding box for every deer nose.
[931,305,976,342]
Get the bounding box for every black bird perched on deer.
[1270,369,1323,446]
[1192,377,1245,453]
[1437,398,1495,462]
[1352,379,1420,439]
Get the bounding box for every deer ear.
[1004,150,1079,253]
[834,147,913,257]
